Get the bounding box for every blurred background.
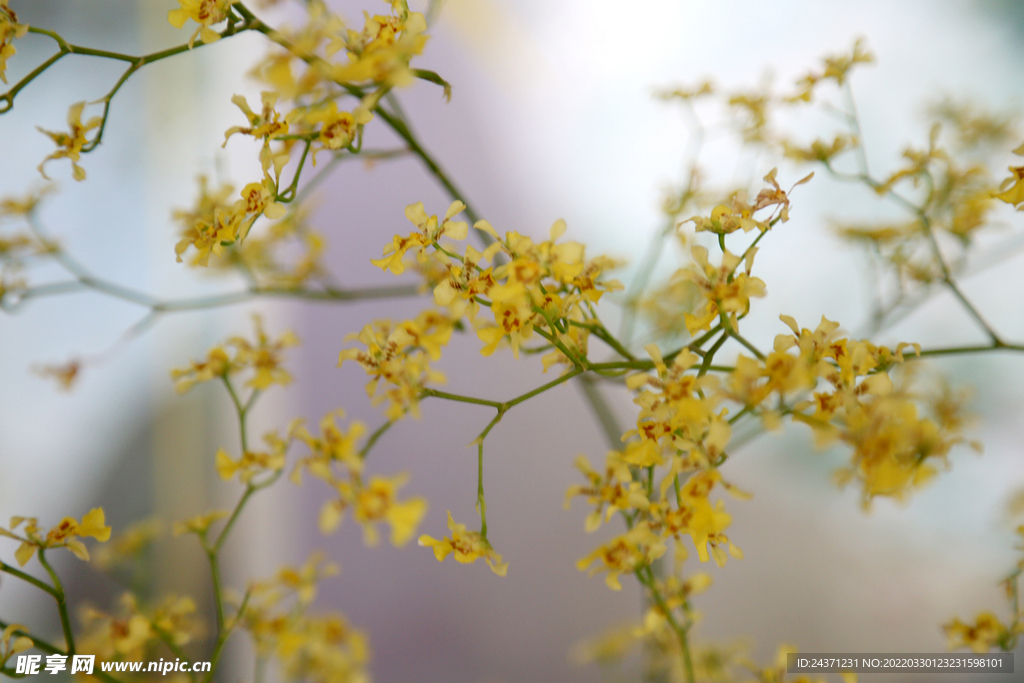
[2,0,1024,681]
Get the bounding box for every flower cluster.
[338,310,454,420]
[291,411,427,545]
[942,524,1024,654]
[369,199,622,368]
[173,173,286,266]
[568,346,749,589]
[0,508,110,565]
[233,554,369,683]
[772,317,968,506]
[942,612,1016,653]
[216,430,290,484]
[78,593,199,662]
[170,314,298,393]
[173,176,326,283]
[91,517,162,572]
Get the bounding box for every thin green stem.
[534,326,586,369]
[843,81,871,177]
[16,277,419,311]
[0,50,67,113]
[635,567,695,683]
[425,368,581,429]
[201,587,251,683]
[915,213,1003,345]
[221,376,251,452]
[504,367,583,409]
[0,562,59,598]
[728,404,754,425]
[570,320,635,361]
[916,343,1024,357]
[205,484,271,651]
[359,420,395,459]
[206,549,226,635]
[477,438,488,537]
[200,367,272,660]
[8,20,256,116]
[729,330,765,360]
[278,141,312,202]
[421,388,503,410]
[152,625,198,683]
[698,333,728,377]
[735,227,770,273]
[36,551,74,656]
[213,472,278,557]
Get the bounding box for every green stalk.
[36,551,74,656]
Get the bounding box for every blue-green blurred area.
[2,1,1024,682]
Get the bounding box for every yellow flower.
[174,202,247,265]
[170,316,298,392]
[271,613,369,683]
[291,411,366,484]
[240,179,286,224]
[338,312,451,420]
[0,508,111,565]
[0,185,54,219]
[993,142,1024,209]
[224,92,289,142]
[784,134,857,163]
[151,595,199,647]
[787,38,873,102]
[331,7,429,88]
[33,358,82,392]
[267,551,338,606]
[943,612,1011,653]
[91,518,162,571]
[215,443,287,484]
[418,511,508,576]
[229,315,300,390]
[0,1,28,85]
[168,0,237,48]
[78,593,155,661]
[174,176,287,265]
[432,243,499,321]
[304,101,373,164]
[36,102,102,181]
[0,623,33,668]
[222,92,298,178]
[565,452,649,532]
[476,299,535,358]
[172,509,229,537]
[352,473,427,546]
[576,522,666,590]
[677,245,766,335]
[170,345,233,393]
[371,200,468,274]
